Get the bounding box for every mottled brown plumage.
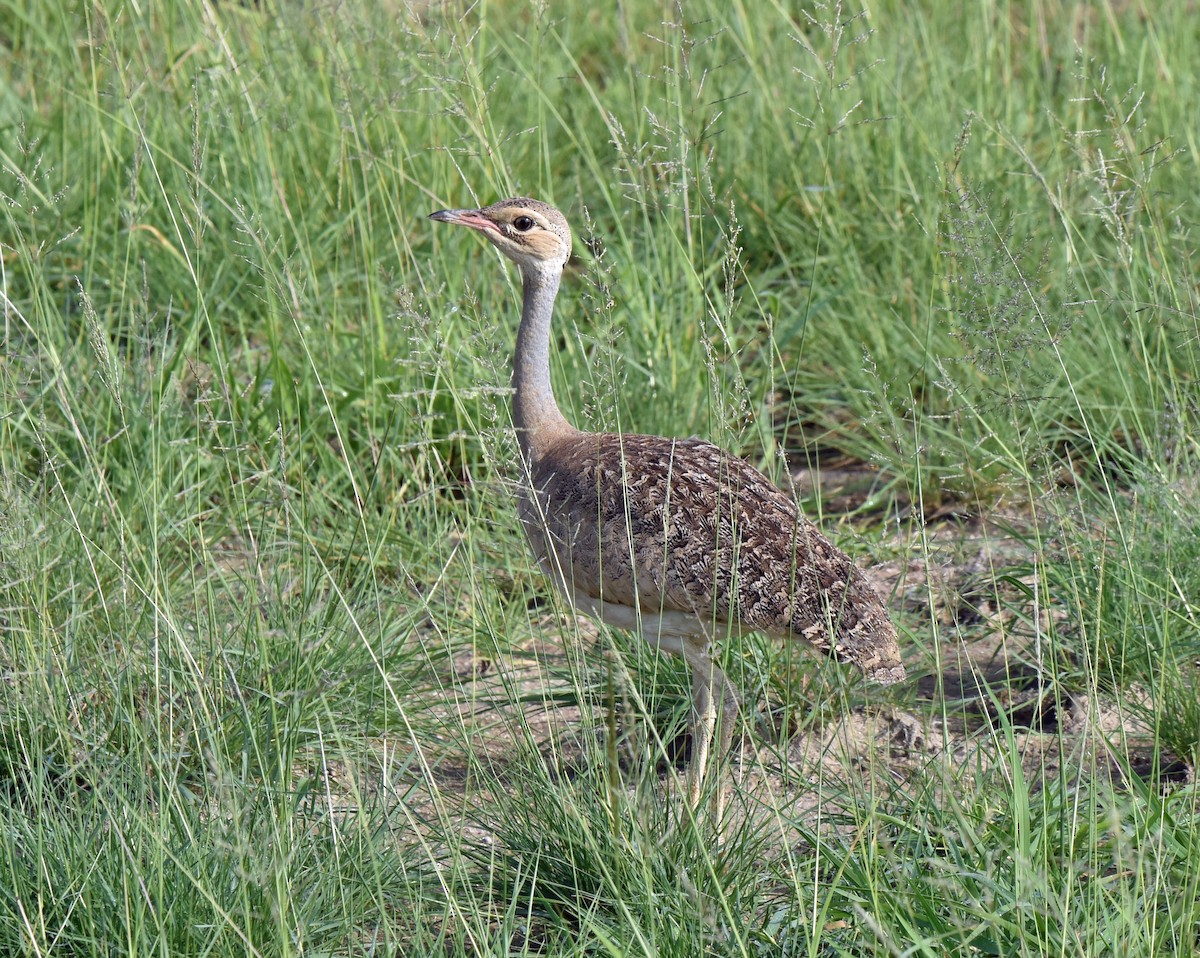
[430,196,904,821]
[523,432,904,683]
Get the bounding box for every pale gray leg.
[685,655,715,810]
[682,643,739,826]
[713,665,740,771]
[708,659,739,826]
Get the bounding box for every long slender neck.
[512,266,572,456]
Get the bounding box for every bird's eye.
[512,216,535,232]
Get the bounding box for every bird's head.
[430,197,572,279]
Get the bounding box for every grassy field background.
[2,0,1199,954]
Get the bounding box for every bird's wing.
[523,432,901,679]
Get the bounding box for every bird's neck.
[512,266,573,457]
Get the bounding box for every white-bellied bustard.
[430,197,904,820]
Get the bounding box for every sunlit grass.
[1,0,1198,954]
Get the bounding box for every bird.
[430,196,904,820]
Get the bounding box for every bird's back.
[519,431,904,683]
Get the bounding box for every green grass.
[2,0,1199,954]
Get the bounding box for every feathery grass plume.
[610,0,726,216]
[698,199,756,453]
[790,0,888,137]
[1068,53,1186,269]
[575,204,626,433]
[938,184,1068,387]
[79,279,124,409]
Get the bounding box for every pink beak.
[429,208,501,235]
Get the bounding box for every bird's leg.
[711,664,740,822]
[682,643,739,826]
[685,656,715,810]
[702,658,739,827]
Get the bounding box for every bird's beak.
[429,208,500,235]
